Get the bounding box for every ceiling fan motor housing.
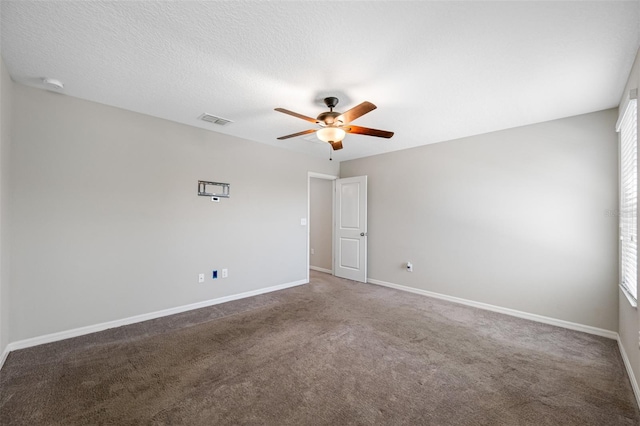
[317,111,341,125]
[318,97,342,125]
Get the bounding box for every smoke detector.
[42,78,64,91]
[198,113,233,126]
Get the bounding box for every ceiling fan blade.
[345,125,394,139]
[330,141,344,150]
[336,101,377,124]
[274,108,319,124]
[276,129,317,140]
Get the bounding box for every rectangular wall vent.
[198,113,233,126]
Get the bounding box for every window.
[619,89,638,301]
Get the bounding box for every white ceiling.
[1,1,639,162]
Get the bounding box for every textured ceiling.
[1,1,639,162]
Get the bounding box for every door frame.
[307,172,338,283]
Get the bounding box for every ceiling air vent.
[198,113,233,126]
[303,133,325,144]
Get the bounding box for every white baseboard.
[310,266,332,274]
[367,278,617,340]
[617,335,640,409]
[2,279,308,361]
[0,344,9,371]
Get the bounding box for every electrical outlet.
[301,218,307,226]
[198,273,205,283]
[222,268,228,278]
[311,248,315,255]
[407,262,413,272]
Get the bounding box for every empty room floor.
[1,270,638,425]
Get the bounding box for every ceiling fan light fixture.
[317,127,346,143]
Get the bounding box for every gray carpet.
[1,270,638,425]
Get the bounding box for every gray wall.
[9,83,338,341]
[309,178,333,271]
[618,47,640,394]
[341,109,619,331]
[0,57,12,354]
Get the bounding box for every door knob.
[360,232,367,237]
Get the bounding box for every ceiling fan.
[274,97,394,151]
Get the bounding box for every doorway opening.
[307,172,338,283]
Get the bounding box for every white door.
[334,176,367,283]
